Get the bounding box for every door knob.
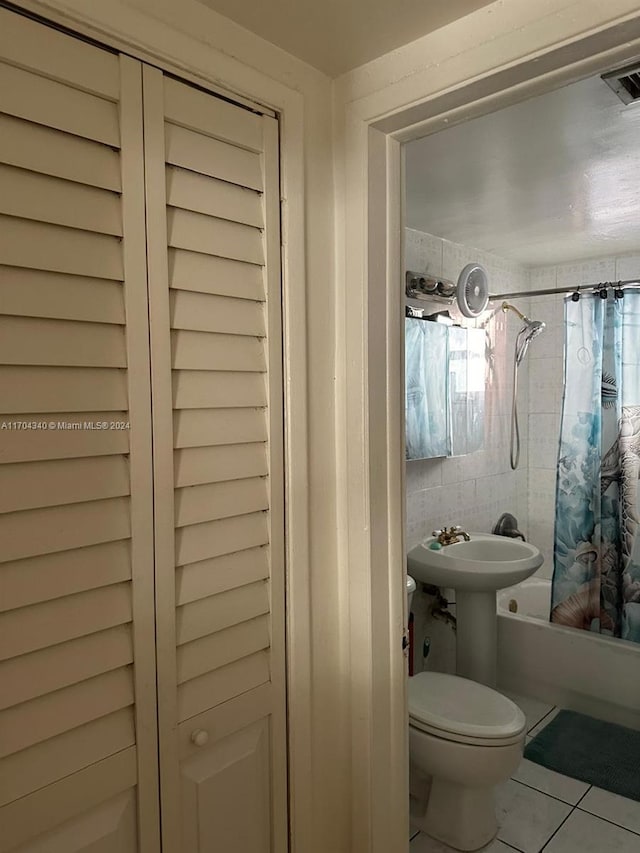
[191,729,209,747]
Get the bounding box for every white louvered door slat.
[0,216,123,279]
[169,248,264,299]
[165,123,263,189]
[0,113,122,190]
[144,67,287,853]
[0,7,119,99]
[0,13,158,852]
[0,267,126,325]
[170,289,265,335]
[0,62,120,145]
[0,540,131,611]
[0,625,133,710]
[0,163,123,235]
[0,316,126,367]
[171,329,266,372]
[176,615,270,684]
[176,546,270,605]
[166,166,263,226]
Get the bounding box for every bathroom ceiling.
[195,0,494,76]
[405,74,640,267]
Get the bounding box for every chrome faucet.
[432,526,471,546]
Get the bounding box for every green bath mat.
[524,710,640,802]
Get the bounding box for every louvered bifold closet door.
[142,68,287,852]
[0,11,158,852]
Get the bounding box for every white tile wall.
[615,254,640,281]
[529,414,561,470]
[405,229,444,276]
[554,258,616,290]
[405,229,530,548]
[405,457,443,494]
[528,358,563,415]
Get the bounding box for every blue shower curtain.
[552,292,640,643]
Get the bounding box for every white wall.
[527,251,640,579]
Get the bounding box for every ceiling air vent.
[602,62,640,105]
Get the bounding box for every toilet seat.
[409,671,526,746]
[409,714,524,746]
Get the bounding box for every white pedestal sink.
[407,533,543,686]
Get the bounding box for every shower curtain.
[552,291,640,643]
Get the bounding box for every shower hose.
[510,356,521,470]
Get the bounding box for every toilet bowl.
[409,671,525,851]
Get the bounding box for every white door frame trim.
[333,4,640,850]
[9,1,314,850]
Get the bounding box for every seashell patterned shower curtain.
[551,291,640,643]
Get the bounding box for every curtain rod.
[489,278,640,301]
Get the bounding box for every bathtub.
[497,578,640,730]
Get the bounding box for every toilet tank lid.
[408,672,525,739]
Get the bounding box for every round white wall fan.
[456,263,489,318]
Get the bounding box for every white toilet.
[406,578,526,851]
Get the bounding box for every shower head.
[523,317,546,336]
[515,317,546,364]
[501,302,546,364]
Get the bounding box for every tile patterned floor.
[410,693,640,852]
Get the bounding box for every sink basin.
[407,532,543,592]
[407,532,544,687]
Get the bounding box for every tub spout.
[492,512,526,541]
